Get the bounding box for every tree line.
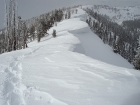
[0,0,80,54]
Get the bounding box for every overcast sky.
[0,0,140,29]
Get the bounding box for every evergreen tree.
[21,22,28,48]
[0,32,6,53]
[65,14,67,19]
[40,19,47,37]
[52,29,56,38]
[133,36,140,70]
[68,11,71,19]
[36,19,48,42]
[86,19,89,24]
[37,24,42,42]
[76,9,78,14]
[113,44,119,53]
[29,25,35,41]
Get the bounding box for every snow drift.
[0,7,140,105]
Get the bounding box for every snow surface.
[0,8,140,105]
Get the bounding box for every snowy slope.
[83,5,140,24]
[0,8,140,105]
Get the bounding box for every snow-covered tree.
[4,0,7,52]
[4,0,18,51]
[21,22,28,49]
[36,21,42,42]
[12,0,18,50]
[17,16,22,49]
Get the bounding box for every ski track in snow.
[1,55,26,105]
[0,47,68,105]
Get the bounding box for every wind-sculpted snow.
[0,8,140,105]
[0,48,68,105]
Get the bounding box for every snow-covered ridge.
[82,5,140,24]
[0,8,140,105]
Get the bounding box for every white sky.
[0,0,140,29]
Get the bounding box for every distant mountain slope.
[83,5,140,24]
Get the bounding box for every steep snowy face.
[0,7,140,105]
[48,9,133,69]
[83,5,140,24]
